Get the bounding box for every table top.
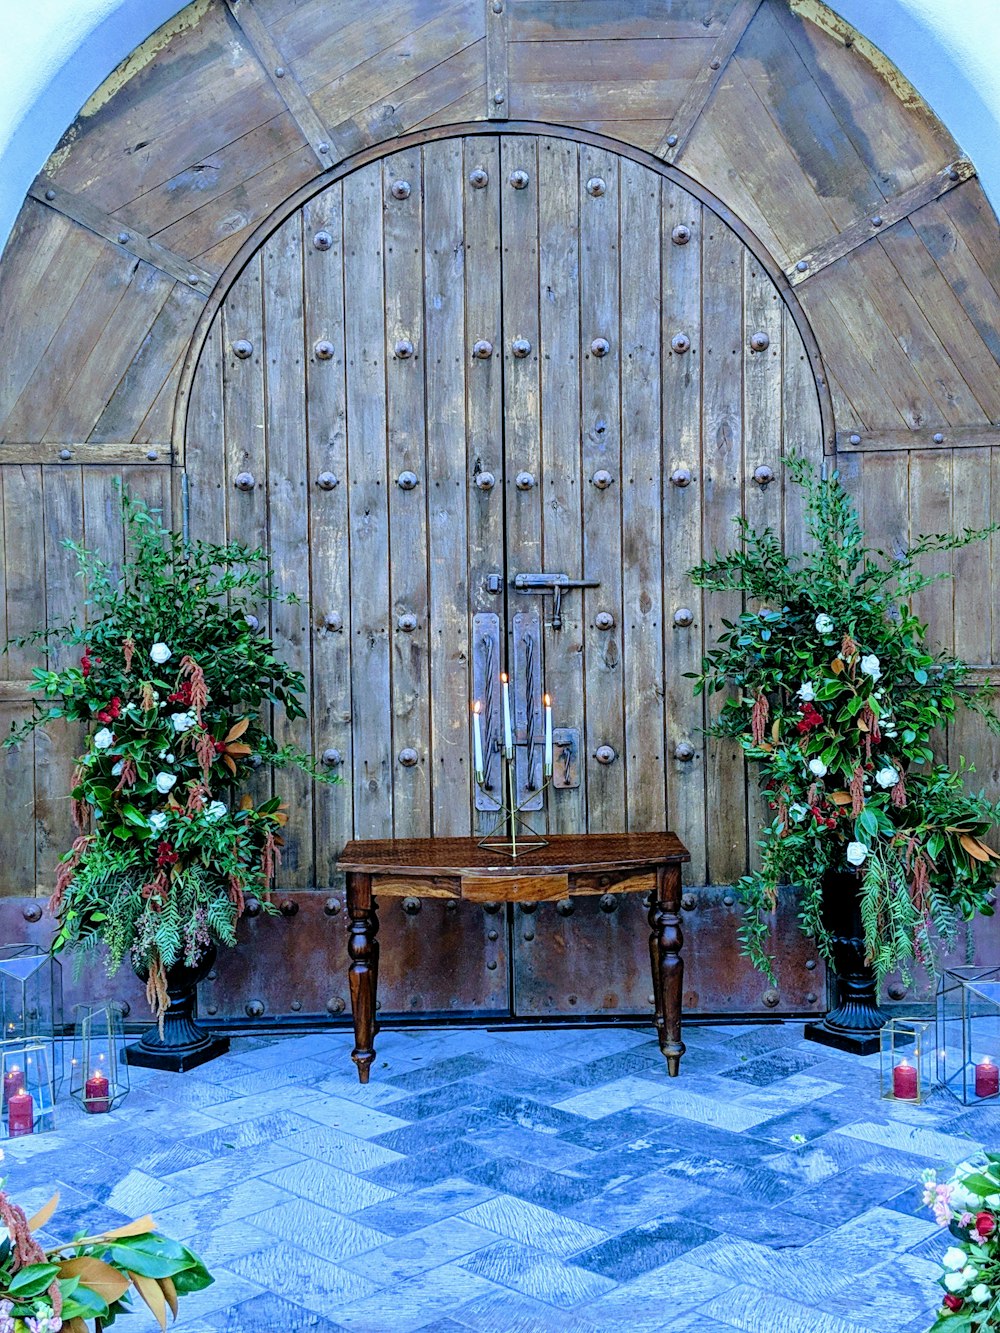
[339,832,689,877]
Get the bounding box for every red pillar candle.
[84,1070,110,1114]
[7,1089,33,1137]
[2,1066,21,1109]
[975,1058,999,1099]
[892,1060,919,1100]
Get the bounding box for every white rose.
[155,772,176,794]
[944,1272,966,1292]
[860,653,881,680]
[797,682,817,703]
[149,812,168,833]
[972,1284,991,1304]
[111,760,124,776]
[150,642,172,664]
[875,766,900,789]
[808,759,827,778]
[789,804,808,823]
[171,711,196,733]
[962,1266,978,1286]
[166,753,175,763]
[815,614,834,634]
[943,1248,968,1272]
[846,841,869,867]
[206,801,228,822]
[93,728,114,750]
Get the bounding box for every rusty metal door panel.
[513,887,827,1018]
[0,899,148,1027]
[199,892,509,1024]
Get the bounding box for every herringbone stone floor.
[4,1020,987,1332]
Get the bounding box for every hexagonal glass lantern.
[880,1016,935,1104]
[0,943,64,1042]
[69,1003,129,1115]
[937,965,1000,1105]
[0,1039,56,1137]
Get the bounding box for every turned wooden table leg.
[650,863,685,1076]
[347,872,378,1083]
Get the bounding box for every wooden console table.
[338,833,690,1083]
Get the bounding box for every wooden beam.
[225,0,342,168]
[787,159,976,287]
[836,421,1000,453]
[655,0,763,163]
[28,182,217,293]
[0,442,174,465]
[486,0,509,120]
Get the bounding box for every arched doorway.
[183,127,824,1021]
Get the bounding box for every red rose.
[80,653,91,678]
[826,818,837,829]
[976,1211,996,1236]
[944,1294,963,1312]
[110,697,122,718]
[97,710,112,724]
[214,740,227,754]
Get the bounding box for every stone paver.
[0,1024,973,1330]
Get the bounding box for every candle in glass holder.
[472,701,484,782]
[975,1057,999,1099]
[85,1069,110,1114]
[892,1059,918,1100]
[2,1065,21,1110]
[7,1088,33,1137]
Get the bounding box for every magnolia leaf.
[771,719,780,742]
[857,716,870,733]
[239,794,253,810]
[101,1215,156,1240]
[831,658,844,675]
[59,1256,131,1304]
[130,1270,168,1331]
[224,718,250,743]
[28,1191,60,1231]
[830,792,853,806]
[160,1274,179,1318]
[223,755,237,775]
[226,742,252,757]
[63,1320,89,1333]
[960,834,991,864]
[757,742,773,753]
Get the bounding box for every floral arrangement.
[0,1153,211,1330]
[689,457,1000,982]
[924,1157,1000,1328]
[5,490,334,1019]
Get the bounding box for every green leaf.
[8,1262,61,1296]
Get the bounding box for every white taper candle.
[472,700,484,781]
[501,673,513,757]
[544,693,553,776]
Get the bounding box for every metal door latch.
[512,572,600,629]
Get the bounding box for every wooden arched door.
[185,129,824,1022]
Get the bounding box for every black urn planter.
[124,944,230,1072]
[804,866,887,1056]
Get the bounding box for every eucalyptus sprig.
[689,456,1000,984]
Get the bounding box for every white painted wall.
[1,0,999,254]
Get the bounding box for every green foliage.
[5,488,337,1005]
[689,456,1000,983]
[0,1175,213,1331]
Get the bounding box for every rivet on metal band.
[397,471,419,490]
[316,471,339,490]
[314,340,334,360]
[390,180,411,200]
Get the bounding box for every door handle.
[512,572,600,629]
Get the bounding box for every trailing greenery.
[0,1169,212,1331]
[5,489,336,1019]
[689,456,1000,984]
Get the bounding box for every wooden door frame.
[171,119,836,464]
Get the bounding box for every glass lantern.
[69,1003,129,1115]
[0,1039,56,1137]
[0,944,65,1091]
[880,1016,935,1104]
[937,965,1000,1105]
